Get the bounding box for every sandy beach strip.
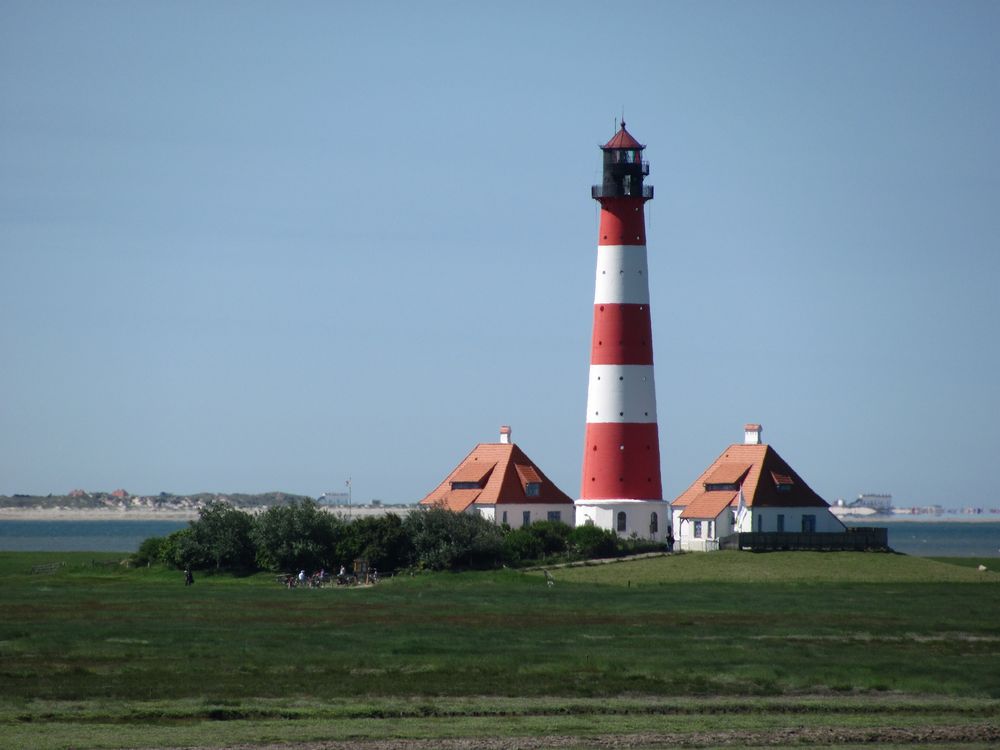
[0,508,201,521]
[0,505,417,522]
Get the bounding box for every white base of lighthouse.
[574,499,671,542]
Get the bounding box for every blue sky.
[2,1,998,508]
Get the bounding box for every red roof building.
[419,426,575,528]
[670,424,845,550]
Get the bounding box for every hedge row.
[133,501,662,574]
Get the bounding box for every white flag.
[735,487,747,530]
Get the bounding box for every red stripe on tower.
[577,121,665,536]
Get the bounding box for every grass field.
[1,550,998,749]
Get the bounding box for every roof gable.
[420,441,574,509]
[680,490,738,520]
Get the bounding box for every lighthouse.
[575,121,669,541]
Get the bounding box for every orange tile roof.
[514,464,542,485]
[451,461,497,484]
[705,462,751,485]
[672,443,829,510]
[425,489,482,513]
[680,490,738,520]
[419,441,574,508]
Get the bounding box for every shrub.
[251,500,346,573]
[131,536,166,567]
[501,528,544,566]
[523,520,572,556]
[190,501,256,571]
[403,507,504,571]
[341,513,413,573]
[159,527,210,570]
[568,524,619,559]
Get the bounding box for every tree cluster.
[133,501,662,574]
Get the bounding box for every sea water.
[845,520,1000,558]
[0,520,189,553]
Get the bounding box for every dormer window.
[705,482,738,492]
[449,461,496,492]
[703,463,751,493]
[772,472,794,493]
[515,464,543,497]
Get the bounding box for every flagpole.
[346,477,352,519]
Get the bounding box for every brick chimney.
[744,423,762,445]
[499,425,512,444]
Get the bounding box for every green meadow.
[1,550,998,749]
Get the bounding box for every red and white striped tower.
[575,122,669,541]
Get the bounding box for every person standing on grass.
[184,568,194,586]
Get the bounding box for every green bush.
[501,528,544,566]
[568,524,619,558]
[159,527,210,570]
[404,507,503,571]
[341,513,413,573]
[191,501,256,571]
[523,520,571,556]
[131,536,166,567]
[251,500,346,573]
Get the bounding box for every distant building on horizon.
[317,492,350,506]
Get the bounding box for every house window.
[616,511,627,532]
[649,512,658,534]
[525,482,541,497]
[694,521,702,538]
[501,511,508,525]
[547,511,561,522]
[451,481,479,490]
[522,510,531,527]
[802,514,816,533]
[705,483,738,492]
[777,514,785,532]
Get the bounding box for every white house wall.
[575,500,669,541]
[747,507,845,534]
[476,504,575,529]
[677,510,735,552]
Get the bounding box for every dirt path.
[159,722,1000,750]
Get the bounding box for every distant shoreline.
[0,508,201,521]
[0,506,415,522]
[837,514,1000,524]
[0,507,995,523]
